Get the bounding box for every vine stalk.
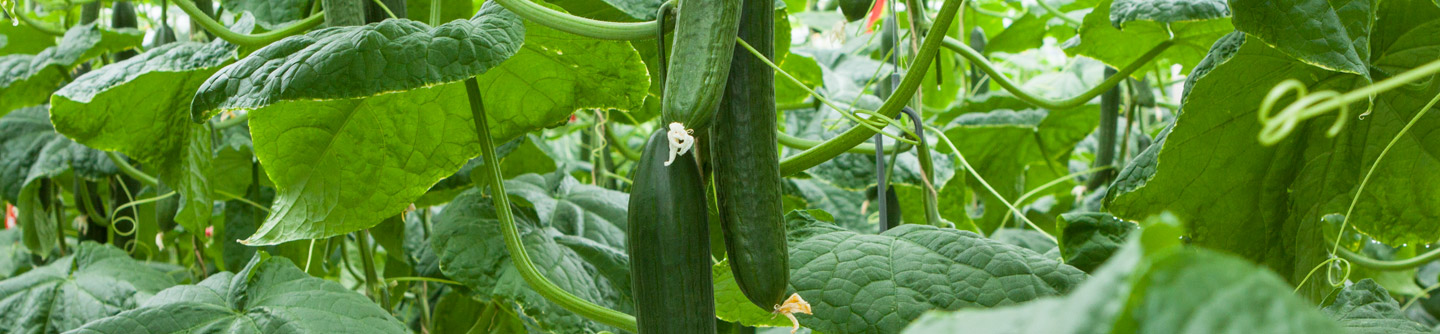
[466,77,638,332]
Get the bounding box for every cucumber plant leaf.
[1108,1,1440,300]
[189,3,525,245]
[1322,279,1434,334]
[1056,212,1136,273]
[1067,0,1232,74]
[67,251,408,334]
[741,210,1086,333]
[51,32,248,235]
[225,0,310,29]
[473,3,650,139]
[1229,0,1371,76]
[901,237,1346,334]
[0,20,57,55]
[431,186,633,334]
[942,107,1098,233]
[0,23,143,116]
[0,242,178,333]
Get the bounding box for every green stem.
[493,0,657,40]
[998,166,1111,228]
[1328,89,1440,268]
[428,0,442,25]
[737,38,919,145]
[212,112,250,129]
[776,131,909,155]
[777,0,964,176]
[357,229,391,310]
[602,125,643,161]
[368,0,398,20]
[105,152,158,186]
[927,123,1054,241]
[1336,247,1440,271]
[387,276,463,286]
[1033,0,1079,26]
[465,77,638,332]
[777,100,814,110]
[175,0,324,48]
[942,37,1172,110]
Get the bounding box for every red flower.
[4,204,15,230]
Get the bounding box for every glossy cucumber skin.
[660,0,743,129]
[627,130,717,334]
[710,0,789,310]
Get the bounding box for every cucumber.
[839,0,874,22]
[628,129,717,334]
[711,0,789,310]
[659,0,744,130]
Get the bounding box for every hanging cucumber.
[711,0,788,311]
[658,0,743,162]
[628,129,717,334]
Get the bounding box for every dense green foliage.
[0,0,1437,332]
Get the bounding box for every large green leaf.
[52,37,242,235]
[189,3,525,245]
[1322,279,1435,334]
[1067,0,1232,74]
[0,242,177,333]
[1108,1,1440,299]
[900,237,1146,334]
[67,252,408,334]
[0,23,143,116]
[0,20,56,55]
[1229,0,1370,76]
[901,238,1346,334]
[942,107,1097,233]
[431,186,633,334]
[784,211,1085,333]
[473,3,649,137]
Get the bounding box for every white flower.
[664,122,694,166]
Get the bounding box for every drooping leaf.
[1067,0,1232,74]
[1108,2,1440,300]
[503,173,629,249]
[0,23,143,116]
[431,187,633,333]
[52,36,242,235]
[66,252,408,334]
[1057,212,1136,272]
[1229,0,1371,76]
[1323,279,1435,334]
[189,3,526,245]
[0,105,116,255]
[0,242,177,333]
[785,211,1085,333]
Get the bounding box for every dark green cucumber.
[628,129,717,334]
[660,0,743,130]
[839,0,874,22]
[711,0,788,310]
